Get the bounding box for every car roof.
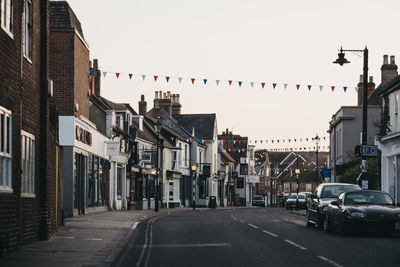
[344,189,388,194]
[320,183,359,186]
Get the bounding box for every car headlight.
[350,212,366,218]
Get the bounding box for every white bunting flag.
[319,85,323,91]
[142,74,146,81]
[178,77,183,83]
[284,83,288,89]
[103,71,107,78]
[216,80,220,86]
[250,82,254,88]
[355,86,359,92]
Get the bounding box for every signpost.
[355,145,378,157]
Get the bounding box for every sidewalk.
[0,209,161,267]
[0,206,251,267]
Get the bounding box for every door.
[74,153,87,215]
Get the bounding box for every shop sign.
[76,125,92,146]
[106,141,120,156]
[249,175,260,183]
[131,167,140,172]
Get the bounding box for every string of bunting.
[91,69,361,93]
[218,146,330,153]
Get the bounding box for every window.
[1,0,13,37]
[21,131,35,196]
[0,106,12,192]
[184,144,188,166]
[171,151,177,170]
[394,95,399,132]
[23,0,32,59]
[117,165,123,199]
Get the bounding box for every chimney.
[153,90,172,116]
[139,94,147,116]
[381,54,398,85]
[171,93,182,115]
[357,75,375,106]
[93,59,101,96]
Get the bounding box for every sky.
[65,0,400,151]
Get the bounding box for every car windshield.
[253,196,263,200]
[320,185,360,198]
[288,194,305,199]
[344,191,394,205]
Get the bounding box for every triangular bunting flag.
[142,74,146,81]
[191,78,195,84]
[166,76,170,82]
[284,84,288,89]
[307,85,312,91]
[178,77,182,83]
[368,87,371,94]
[261,82,265,88]
[331,86,335,92]
[250,82,254,88]
[355,87,359,92]
[89,69,94,76]
[296,84,300,90]
[103,71,107,78]
[343,86,347,92]
[216,80,220,86]
[238,81,242,87]
[203,79,207,85]
[228,80,233,86]
[273,83,277,89]
[154,75,158,82]
[116,73,120,79]
[128,73,133,79]
[319,85,323,91]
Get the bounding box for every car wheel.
[316,212,324,229]
[306,210,313,227]
[337,216,348,236]
[323,214,331,233]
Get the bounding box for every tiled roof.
[173,114,216,140]
[49,1,85,41]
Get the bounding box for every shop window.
[0,106,12,192]
[198,177,207,199]
[21,131,35,197]
[117,165,123,199]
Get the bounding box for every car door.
[308,185,322,222]
[330,193,345,227]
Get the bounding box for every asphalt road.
[116,208,400,267]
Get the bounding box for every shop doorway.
[74,153,87,215]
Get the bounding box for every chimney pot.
[163,92,167,99]
[159,90,162,99]
[141,94,145,101]
[167,91,171,99]
[383,55,389,64]
[359,75,363,83]
[176,94,180,104]
[369,76,373,83]
[94,59,98,70]
[390,55,395,65]
[155,91,158,99]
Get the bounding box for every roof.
[379,75,400,95]
[98,96,137,113]
[49,1,86,41]
[173,114,216,140]
[220,150,236,164]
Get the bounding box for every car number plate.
[395,222,400,230]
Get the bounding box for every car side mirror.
[310,194,318,199]
[331,201,339,206]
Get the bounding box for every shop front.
[166,170,182,208]
[135,168,156,210]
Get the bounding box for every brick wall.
[73,35,90,118]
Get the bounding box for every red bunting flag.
[115,73,120,79]
[154,75,158,81]
[228,80,233,86]
[191,78,195,84]
[261,82,265,88]
[331,86,335,92]
[323,137,326,140]
[288,139,291,142]
[368,87,371,94]
[296,84,300,90]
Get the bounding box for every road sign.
[355,145,378,157]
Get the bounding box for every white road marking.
[239,220,245,223]
[271,219,282,222]
[317,256,344,267]
[83,238,103,241]
[54,236,75,239]
[149,243,232,248]
[131,222,139,230]
[284,239,307,250]
[262,230,278,237]
[248,223,259,229]
[230,214,237,220]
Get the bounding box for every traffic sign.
[355,145,378,157]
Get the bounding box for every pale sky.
[66,0,400,151]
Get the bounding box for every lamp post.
[154,117,162,212]
[295,155,300,210]
[314,134,320,186]
[333,46,369,189]
[191,165,197,210]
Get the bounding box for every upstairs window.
[23,0,32,59]
[1,0,13,37]
[21,131,35,197]
[394,95,399,132]
[0,106,12,192]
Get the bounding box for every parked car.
[306,183,361,228]
[252,195,265,206]
[285,194,307,209]
[323,190,400,235]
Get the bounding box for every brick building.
[0,0,62,255]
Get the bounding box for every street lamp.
[314,134,320,186]
[295,155,300,210]
[154,117,162,212]
[333,46,369,189]
[191,165,197,210]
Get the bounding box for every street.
[116,208,400,267]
